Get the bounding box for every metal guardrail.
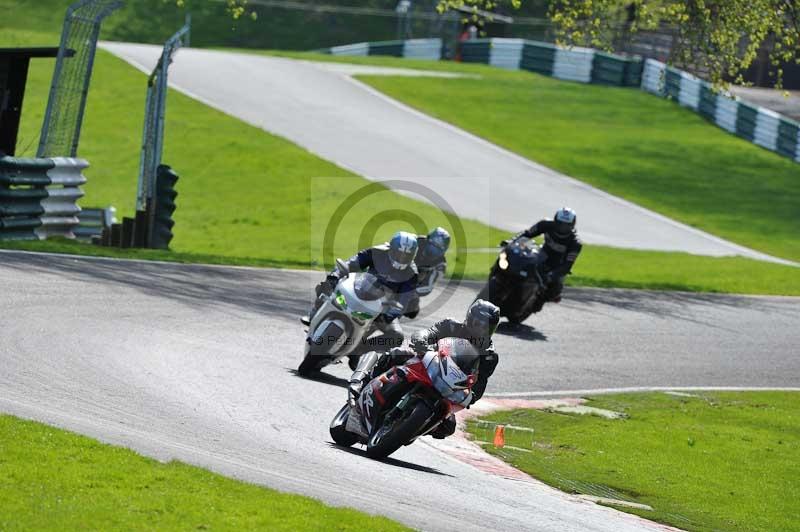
[74,206,116,240]
[0,155,87,240]
[326,38,443,61]
[324,38,643,87]
[642,58,800,163]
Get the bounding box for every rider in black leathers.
[510,207,582,312]
[404,227,450,319]
[348,299,501,439]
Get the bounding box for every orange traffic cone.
[493,424,506,448]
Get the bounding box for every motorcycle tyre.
[366,400,433,460]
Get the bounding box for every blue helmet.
[388,231,419,270]
[419,226,451,264]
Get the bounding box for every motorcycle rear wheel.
[329,403,359,447]
[366,401,432,459]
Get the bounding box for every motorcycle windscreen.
[427,340,477,404]
[353,273,386,301]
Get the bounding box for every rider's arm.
[347,248,374,273]
[415,261,445,296]
[471,348,499,403]
[409,318,458,354]
[512,220,549,241]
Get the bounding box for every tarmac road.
[2,250,798,531]
[98,42,794,265]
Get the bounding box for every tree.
[438,0,800,88]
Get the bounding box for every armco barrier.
[74,206,116,240]
[0,155,86,240]
[328,39,443,61]
[322,39,800,163]
[642,58,800,162]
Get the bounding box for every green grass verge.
[0,414,406,530]
[469,392,800,531]
[2,29,798,295]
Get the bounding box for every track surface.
[98,42,792,264]
[2,251,798,530]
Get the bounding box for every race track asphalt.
[98,42,794,265]
[2,250,798,531]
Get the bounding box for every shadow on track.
[287,368,349,388]
[326,442,454,477]
[0,251,312,317]
[496,322,548,341]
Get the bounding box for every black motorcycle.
[476,237,547,324]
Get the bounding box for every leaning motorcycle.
[298,260,398,376]
[476,236,547,324]
[329,337,479,459]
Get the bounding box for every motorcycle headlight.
[498,251,509,270]
[351,310,373,323]
[334,292,347,309]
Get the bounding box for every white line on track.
[487,386,800,398]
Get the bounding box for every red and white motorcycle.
[329,337,479,459]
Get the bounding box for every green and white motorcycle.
[298,260,397,376]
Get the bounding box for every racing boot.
[348,350,380,403]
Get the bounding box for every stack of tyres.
[150,164,178,249]
[0,156,48,240]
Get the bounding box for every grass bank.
[469,392,800,531]
[0,414,406,530]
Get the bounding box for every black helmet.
[553,207,576,237]
[419,226,451,263]
[388,231,418,270]
[465,299,500,339]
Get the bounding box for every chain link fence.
[137,18,190,246]
[37,0,123,158]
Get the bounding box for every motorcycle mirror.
[335,258,348,275]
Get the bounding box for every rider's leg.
[545,276,565,302]
[403,294,420,319]
[348,350,381,399]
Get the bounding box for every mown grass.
[469,392,800,532]
[0,414,407,531]
[1,28,798,295]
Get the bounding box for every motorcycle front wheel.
[366,400,433,459]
